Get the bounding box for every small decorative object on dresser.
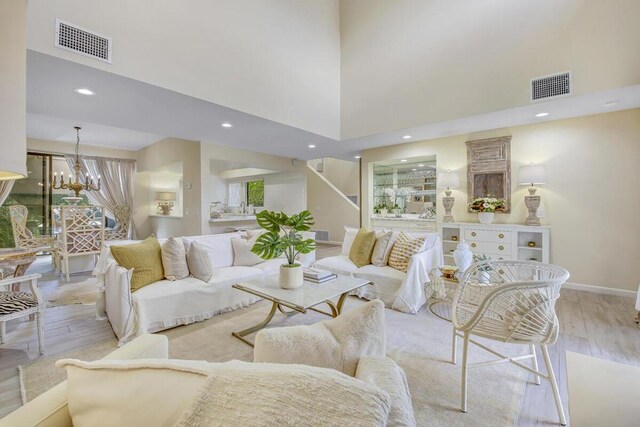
[452,240,473,279]
[251,210,316,289]
[468,197,506,225]
[438,170,460,223]
[518,164,547,226]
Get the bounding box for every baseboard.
[564,282,636,298]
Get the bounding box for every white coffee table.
[231,274,371,346]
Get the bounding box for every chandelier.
[52,127,101,197]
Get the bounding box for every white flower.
[482,203,489,208]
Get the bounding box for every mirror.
[372,156,437,217]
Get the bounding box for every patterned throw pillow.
[387,232,425,273]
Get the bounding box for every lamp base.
[442,196,455,223]
[524,195,541,226]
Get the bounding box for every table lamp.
[518,164,546,226]
[156,191,177,215]
[438,170,460,223]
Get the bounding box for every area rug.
[24,298,528,425]
[46,278,99,307]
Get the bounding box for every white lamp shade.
[438,171,460,189]
[156,191,177,201]
[518,165,547,185]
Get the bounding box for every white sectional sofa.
[94,232,315,344]
[313,231,442,314]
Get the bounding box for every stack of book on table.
[303,268,337,284]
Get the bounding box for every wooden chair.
[451,260,570,425]
[56,206,105,281]
[105,205,132,241]
[0,273,45,355]
[9,205,57,268]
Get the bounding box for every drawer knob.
[498,245,504,251]
[471,243,477,248]
[471,232,477,237]
[498,233,504,239]
[498,269,505,274]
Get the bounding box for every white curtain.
[65,155,136,238]
[228,182,244,207]
[0,180,14,206]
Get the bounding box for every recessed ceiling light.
[308,144,316,149]
[400,159,407,162]
[221,122,233,128]
[603,101,619,108]
[402,135,412,139]
[412,168,417,171]
[535,112,549,118]
[354,155,361,159]
[418,164,424,167]
[74,88,95,96]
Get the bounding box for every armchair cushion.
[254,299,386,376]
[110,236,164,292]
[0,291,37,315]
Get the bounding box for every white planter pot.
[280,264,304,289]
[478,212,495,224]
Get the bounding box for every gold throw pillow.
[348,228,377,268]
[388,232,425,273]
[110,236,164,292]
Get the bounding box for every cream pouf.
[254,299,386,376]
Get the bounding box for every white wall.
[340,0,640,138]
[361,109,640,292]
[0,0,27,179]
[27,0,341,139]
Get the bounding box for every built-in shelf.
[149,214,183,219]
[518,246,542,251]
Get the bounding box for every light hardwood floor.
[1,244,639,425]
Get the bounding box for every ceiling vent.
[530,72,571,101]
[55,18,112,63]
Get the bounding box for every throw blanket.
[174,361,390,427]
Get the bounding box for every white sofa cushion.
[162,237,189,281]
[341,226,359,256]
[56,359,210,427]
[313,255,359,276]
[253,258,285,274]
[255,300,386,377]
[231,238,263,267]
[186,242,213,282]
[182,233,241,269]
[176,360,390,427]
[371,231,394,267]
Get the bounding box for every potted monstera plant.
[251,210,316,289]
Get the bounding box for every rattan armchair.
[451,260,569,425]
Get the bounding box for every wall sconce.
[518,164,546,226]
[156,191,177,215]
[438,170,460,223]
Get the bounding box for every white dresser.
[370,216,437,233]
[440,222,550,265]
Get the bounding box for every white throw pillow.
[175,360,390,427]
[371,231,393,267]
[232,238,264,267]
[161,237,189,281]
[186,242,213,283]
[341,226,359,256]
[245,229,265,240]
[182,233,241,269]
[55,359,210,427]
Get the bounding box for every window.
[247,180,264,207]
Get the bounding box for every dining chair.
[9,205,57,268]
[105,205,132,241]
[451,260,570,425]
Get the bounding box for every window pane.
[247,180,264,207]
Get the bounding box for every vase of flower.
[478,212,495,224]
[468,197,506,224]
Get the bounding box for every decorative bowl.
[439,265,459,280]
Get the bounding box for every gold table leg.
[232,301,279,347]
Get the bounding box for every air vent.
[313,230,329,242]
[55,18,112,63]
[531,72,571,101]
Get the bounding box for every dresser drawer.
[464,229,511,243]
[468,241,511,256]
